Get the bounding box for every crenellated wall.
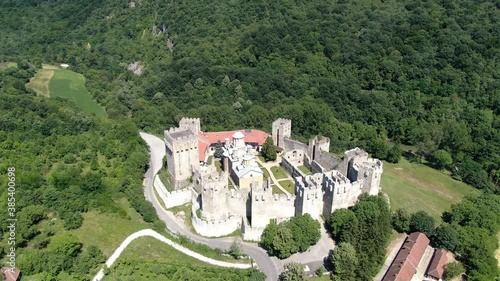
[251,184,295,228]
[179,117,201,134]
[227,189,251,218]
[295,176,323,219]
[191,207,240,237]
[153,175,192,208]
[322,171,362,217]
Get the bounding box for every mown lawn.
[49,69,106,116]
[381,158,478,221]
[271,166,288,179]
[279,179,295,194]
[298,165,312,175]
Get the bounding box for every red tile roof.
[382,232,430,281]
[197,129,269,161]
[426,249,448,280]
[1,267,20,281]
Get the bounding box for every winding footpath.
[91,229,251,281]
[139,132,281,281]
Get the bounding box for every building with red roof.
[425,249,449,281]
[382,232,430,281]
[198,129,269,162]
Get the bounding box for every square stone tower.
[272,118,291,149]
[164,127,199,188]
[179,117,201,134]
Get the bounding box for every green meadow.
[49,69,106,116]
[381,158,478,221]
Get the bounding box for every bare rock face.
[127,61,144,76]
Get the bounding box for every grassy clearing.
[0,62,17,69]
[278,179,295,194]
[298,165,312,175]
[26,69,54,97]
[271,166,288,179]
[70,198,151,257]
[381,158,478,221]
[49,69,106,116]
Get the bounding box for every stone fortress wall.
[162,117,383,240]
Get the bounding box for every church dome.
[232,131,244,139]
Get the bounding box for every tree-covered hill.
[2,1,498,191]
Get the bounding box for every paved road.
[140,133,281,281]
[91,229,251,281]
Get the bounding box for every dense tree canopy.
[0,0,498,192]
[260,214,320,259]
[326,194,392,281]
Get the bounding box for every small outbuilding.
[425,249,449,281]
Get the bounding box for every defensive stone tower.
[340,147,383,195]
[272,118,291,149]
[322,170,358,217]
[308,136,330,161]
[295,175,323,219]
[179,117,201,134]
[164,127,199,188]
[250,180,273,228]
[200,172,229,220]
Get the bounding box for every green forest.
[1,0,498,192]
[0,0,500,190]
[0,0,499,280]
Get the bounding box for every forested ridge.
[1,0,498,192]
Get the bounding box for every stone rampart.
[191,205,240,237]
[154,175,192,208]
[283,138,308,152]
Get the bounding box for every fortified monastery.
[163,118,383,240]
